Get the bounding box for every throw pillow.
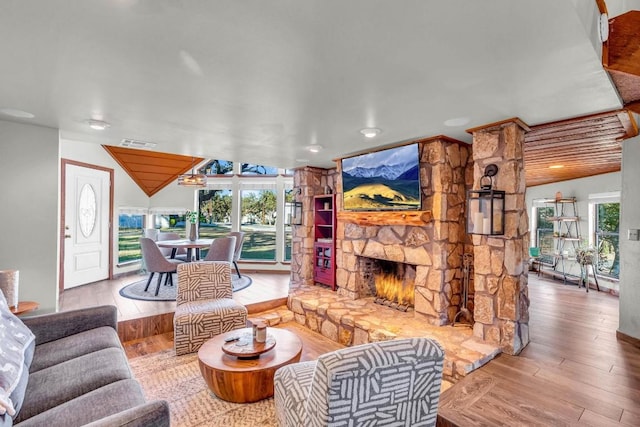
[0,291,35,417]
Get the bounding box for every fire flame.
[375,273,414,306]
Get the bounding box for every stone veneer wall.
[336,137,473,325]
[468,120,530,355]
[290,167,338,291]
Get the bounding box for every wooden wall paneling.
[103,145,204,196]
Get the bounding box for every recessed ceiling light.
[359,128,382,138]
[549,164,564,169]
[87,119,110,130]
[306,144,323,153]
[444,117,470,127]
[0,108,35,119]
[295,158,309,163]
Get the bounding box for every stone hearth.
[261,285,500,383]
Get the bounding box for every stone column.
[290,167,336,291]
[417,137,472,325]
[468,119,531,355]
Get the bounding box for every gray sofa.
[0,301,170,427]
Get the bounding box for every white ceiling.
[0,0,632,169]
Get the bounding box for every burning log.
[374,297,413,312]
[374,272,414,306]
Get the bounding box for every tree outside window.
[240,163,278,175]
[536,207,554,255]
[198,189,233,239]
[199,159,234,175]
[595,203,619,278]
[241,190,277,260]
[154,214,186,235]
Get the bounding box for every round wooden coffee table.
[198,327,302,403]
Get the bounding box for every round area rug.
[119,273,252,302]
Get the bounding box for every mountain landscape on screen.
[341,144,421,211]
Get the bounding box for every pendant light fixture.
[177,157,207,188]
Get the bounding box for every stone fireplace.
[289,137,475,325]
[290,124,531,355]
[336,136,473,326]
[339,220,464,325]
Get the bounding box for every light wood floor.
[438,275,640,426]
[59,270,291,321]
[64,270,639,426]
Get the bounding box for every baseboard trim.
[617,329,640,349]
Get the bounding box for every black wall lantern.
[285,201,303,226]
[467,164,505,235]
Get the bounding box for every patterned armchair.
[274,337,444,427]
[173,262,247,356]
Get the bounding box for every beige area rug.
[129,349,277,427]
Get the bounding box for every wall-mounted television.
[341,143,421,211]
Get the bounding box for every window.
[199,159,234,175]
[241,189,277,260]
[594,202,620,278]
[198,189,233,239]
[284,188,294,262]
[240,163,279,175]
[118,212,145,264]
[194,160,293,265]
[535,206,554,255]
[154,213,186,235]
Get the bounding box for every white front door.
[63,163,111,288]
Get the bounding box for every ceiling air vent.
[120,138,157,149]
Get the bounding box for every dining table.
[156,238,214,262]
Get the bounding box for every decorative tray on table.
[221,331,276,359]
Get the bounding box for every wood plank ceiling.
[602,10,640,115]
[103,146,204,197]
[523,109,638,187]
[520,6,640,188]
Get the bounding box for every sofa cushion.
[29,326,122,373]
[14,379,146,427]
[0,291,35,418]
[15,347,132,423]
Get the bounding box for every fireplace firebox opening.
[364,259,415,312]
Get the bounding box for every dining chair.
[143,228,159,241]
[157,232,189,261]
[140,237,185,296]
[203,236,236,262]
[228,231,245,277]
